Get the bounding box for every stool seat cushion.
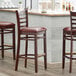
[63,27,76,35]
[0,21,15,26]
[21,27,47,33]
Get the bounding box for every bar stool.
[0,21,15,60]
[62,11,76,73]
[15,9,47,73]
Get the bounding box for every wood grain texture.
[0,52,76,76]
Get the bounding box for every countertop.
[0,9,70,16]
[0,8,18,12]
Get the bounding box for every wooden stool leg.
[25,35,28,68]
[1,29,4,59]
[15,34,20,71]
[69,39,73,73]
[44,32,47,70]
[62,32,66,69]
[34,35,38,73]
[13,27,15,60]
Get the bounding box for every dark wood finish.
[62,11,76,73]
[1,29,4,58]
[15,9,47,73]
[43,31,47,70]
[0,22,16,60]
[25,35,28,68]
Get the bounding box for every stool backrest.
[70,11,76,31]
[16,9,28,31]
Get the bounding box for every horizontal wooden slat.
[38,53,45,57]
[4,44,13,47]
[18,53,45,59]
[0,31,13,34]
[20,54,35,56]
[65,37,76,41]
[72,19,76,20]
[65,52,76,55]
[65,55,76,60]
[72,23,76,25]
[19,56,34,59]
[20,17,26,19]
[20,21,26,23]
[0,48,13,50]
[20,36,45,41]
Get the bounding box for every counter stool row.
[0,21,15,60]
[2,9,76,74]
[0,9,47,73]
[62,11,76,73]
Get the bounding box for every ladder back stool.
[15,9,47,73]
[62,11,76,73]
[0,21,15,60]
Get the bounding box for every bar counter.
[0,8,70,63]
[0,9,17,12]
[0,9,70,16]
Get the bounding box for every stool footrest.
[19,53,45,59]
[65,52,76,55]
[20,36,45,41]
[38,53,45,57]
[0,48,13,50]
[0,30,13,34]
[0,44,13,47]
[65,55,76,60]
[19,56,34,59]
[4,44,13,47]
[0,44,13,50]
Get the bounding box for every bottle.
[62,2,65,10]
[66,2,69,11]
[69,2,71,11]
[72,6,74,11]
[66,2,68,11]
[71,3,74,11]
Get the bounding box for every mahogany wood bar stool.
[62,11,76,73]
[15,9,47,73]
[0,21,15,60]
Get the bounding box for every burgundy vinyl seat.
[0,22,14,26]
[0,21,15,60]
[21,27,47,33]
[63,27,76,35]
[62,11,76,73]
[15,9,47,73]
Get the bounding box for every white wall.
[0,0,76,10]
